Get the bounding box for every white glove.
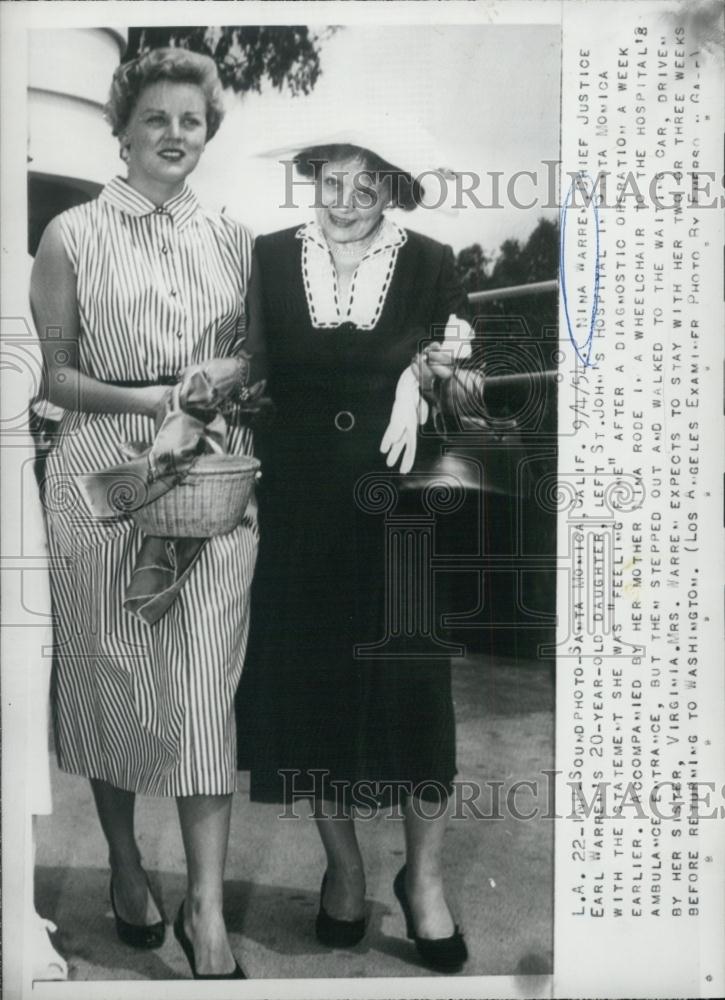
[379,365,428,474]
[440,313,473,363]
[380,315,473,474]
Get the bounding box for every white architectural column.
[28,28,126,189]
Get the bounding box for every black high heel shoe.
[173,901,246,980]
[393,866,468,973]
[110,875,165,949]
[315,872,367,948]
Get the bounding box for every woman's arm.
[433,244,472,327]
[183,247,268,402]
[410,245,486,426]
[413,244,478,385]
[30,217,168,417]
[240,248,267,384]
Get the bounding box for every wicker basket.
[133,453,260,538]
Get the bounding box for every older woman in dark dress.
[238,139,474,972]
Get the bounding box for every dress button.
[161,245,168,254]
[176,332,183,340]
[170,290,177,297]
[334,410,355,432]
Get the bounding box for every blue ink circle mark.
[559,173,601,368]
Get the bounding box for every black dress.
[236,224,470,807]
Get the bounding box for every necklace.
[326,219,384,260]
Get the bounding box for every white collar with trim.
[295,218,407,330]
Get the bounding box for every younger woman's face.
[315,156,391,245]
[123,80,207,196]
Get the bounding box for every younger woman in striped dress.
[30,49,254,979]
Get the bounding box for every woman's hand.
[410,341,457,404]
[151,385,175,430]
[411,316,475,393]
[176,357,246,408]
[199,356,249,402]
[411,341,456,393]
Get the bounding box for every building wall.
[27,28,126,252]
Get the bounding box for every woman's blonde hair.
[106,47,225,141]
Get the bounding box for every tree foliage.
[455,217,559,294]
[124,26,327,96]
[455,243,492,295]
[518,216,559,283]
[456,217,559,348]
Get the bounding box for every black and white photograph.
[1,2,723,999]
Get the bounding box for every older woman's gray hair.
[106,47,225,141]
[294,143,425,211]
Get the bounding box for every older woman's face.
[315,156,390,245]
[124,80,207,193]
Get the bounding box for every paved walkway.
[35,653,554,984]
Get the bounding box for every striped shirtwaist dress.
[44,176,257,797]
